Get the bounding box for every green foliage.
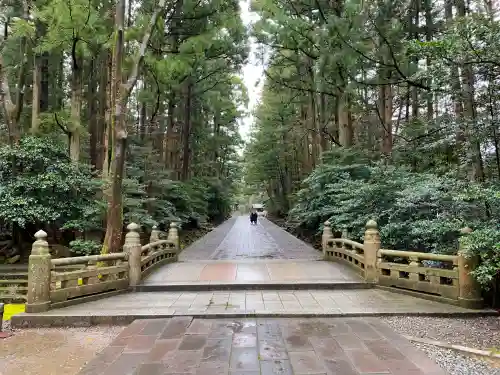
[287,148,500,287]
[460,229,500,290]
[0,136,103,229]
[123,138,236,229]
[69,239,101,256]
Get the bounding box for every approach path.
[76,317,448,375]
[144,216,355,286]
[178,216,322,261]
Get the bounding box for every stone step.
[133,280,372,292]
[11,289,497,328]
[13,309,499,328]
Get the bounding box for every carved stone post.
[149,225,160,245]
[167,222,180,250]
[125,223,142,287]
[26,230,52,313]
[458,227,483,309]
[341,229,348,250]
[363,220,380,283]
[322,221,333,258]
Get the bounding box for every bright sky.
[238,0,264,143]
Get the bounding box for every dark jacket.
[250,212,258,221]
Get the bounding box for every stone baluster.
[150,225,161,251]
[408,255,420,282]
[124,223,142,287]
[363,220,380,283]
[341,229,348,250]
[322,221,333,258]
[168,222,180,250]
[26,230,52,313]
[457,227,483,309]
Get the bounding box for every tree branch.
[123,0,167,99]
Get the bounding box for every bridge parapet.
[322,220,483,309]
[25,223,180,313]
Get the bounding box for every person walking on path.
[250,210,258,225]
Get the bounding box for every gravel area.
[381,316,500,349]
[382,316,500,375]
[0,325,123,375]
[415,343,500,375]
[1,319,11,332]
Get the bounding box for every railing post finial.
[322,220,333,258]
[26,229,51,313]
[168,222,180,250]
[125,222,142,287]
[363,219,380,283]
[457,227,483,309]
[149,225,160,244]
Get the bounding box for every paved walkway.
[144,216,332,288]
[14,290,485,326]
[77,317,447,375]
[143,260,361,286]
[179,217,322,261]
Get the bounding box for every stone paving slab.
[180,216,321,261]
[143,260,362,286]
[134,280,371,292]
[178,217,238,261]
[12,289,495,328]
[75,317,449,375]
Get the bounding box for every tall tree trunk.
[338,90,353,147]
[102,0,167,253]
[88,55,99,170]
[379,77,393,154]
[456,0,484,181]
[69,49,83,162]
[181,80,192,181]
[31,54,41,133]
[0,2,29,145]
[424,0,434,120]
[411,0,419,119]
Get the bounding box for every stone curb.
[133,281,373,292]
[11,310,498,328]
[404,335,500,360]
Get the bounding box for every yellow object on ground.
[3,303,26,321]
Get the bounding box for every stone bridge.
[9,215,497,375]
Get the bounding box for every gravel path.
[0,325,123,375]
[382,316,500,375]
[381,316,500,349]
[415,343,500,375]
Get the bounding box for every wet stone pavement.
[179,216,321,261]
[77,317,448,375]
[28,289,479,318]
[143,260,361,285]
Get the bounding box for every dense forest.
[244,0,500,293]
[0,0,247,259]
[1,0,499,296]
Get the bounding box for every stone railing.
[322,221,483,309]
[26,222,179,313]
